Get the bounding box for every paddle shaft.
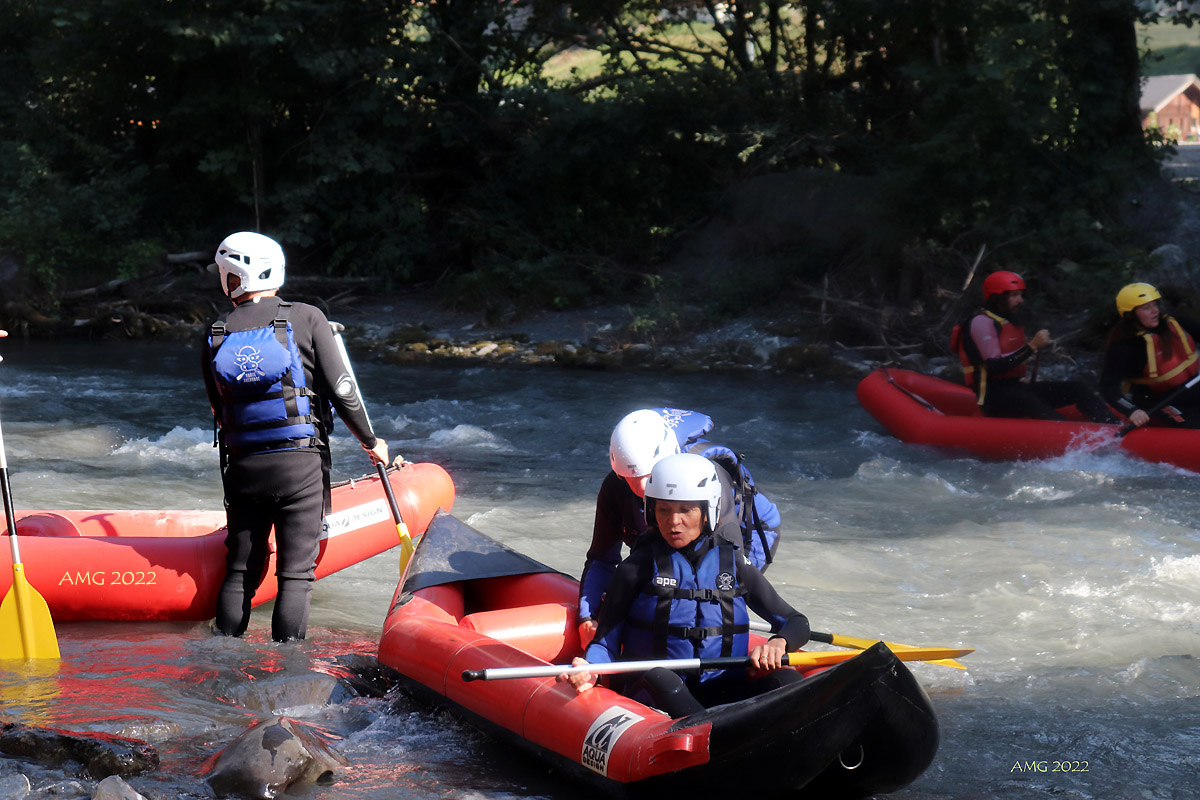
[752,623,906,648]
[1117,372,1200,437]
[461,646,973,682]
[376,461,414,554]
[1,415,23,563]
[750,623,967,669]
[881,367,943,415]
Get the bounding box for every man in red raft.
[951,270,1117,423]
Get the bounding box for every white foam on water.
[112,425,215,463]
[425,423,513,451]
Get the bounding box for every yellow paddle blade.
[397,523,415,577]
[827,633,969,670]
[784,646,973,668]
[0,563,61,660]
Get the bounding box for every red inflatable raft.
[1,462,454,621]
[378,512,938,798]
[857,367,1200,473]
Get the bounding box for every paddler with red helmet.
[951,271,1116,422]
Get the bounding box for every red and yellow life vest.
[951,310,1026,404]
[1127,316,1199,394]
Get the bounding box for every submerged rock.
[0,722,158,778]
[204,717,349,800]
[0,773,31,799]
[321,653,402,699]
[92,775,149,800]
[223,656,401,714]
[224,673,347,714]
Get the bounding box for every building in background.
[1140,74,1200,142]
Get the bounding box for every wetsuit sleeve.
[970,314,1032,376]
[584,549,654,665]
[578,473,637,622]
[740,562,810,649]
[199,338,221,415]
[1099,339,1146,415]
[308,309,377,448]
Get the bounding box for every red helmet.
[983,271,1026,300]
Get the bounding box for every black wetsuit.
[201,295,377,641]
[960,312,1117,423]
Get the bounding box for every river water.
[1,339,1198,799]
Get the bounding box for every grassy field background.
[543,20,1198,84]
[1140,20,1200,75]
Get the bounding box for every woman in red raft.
[558,452,809,716]
[1101,282,1200,429]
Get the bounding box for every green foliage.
[0,0,1184,319]
[0,140,161,296]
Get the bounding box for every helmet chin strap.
[232,288,279,306]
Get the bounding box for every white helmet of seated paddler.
[609,409,681,479]
[211,231,286,300]
[644,452,723,532]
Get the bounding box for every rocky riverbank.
[347,293,877,378]
[1,267,909,379]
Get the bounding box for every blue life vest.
[625,537,749,683]
[649,408,779,569]
[652,407,714,450]
[209,303,318,454]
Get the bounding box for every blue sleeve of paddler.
[586,551,654,663]
[752,490,781,532]
[578,561,616,622]
[585,612,626,665]
[578,474,632,621]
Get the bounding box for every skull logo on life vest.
[233,345,267,383]
[716,571,735,592]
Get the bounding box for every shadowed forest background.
[2,0,1200,354]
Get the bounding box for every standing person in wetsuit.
[1100,282,1200,428]
[951,270,1117,423]
[578,409,782,647]
[200,231,389,642]
[559,453,809,717]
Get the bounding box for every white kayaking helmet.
[609,409,681,478]
[211,231,286,300]
[644,452,722,531]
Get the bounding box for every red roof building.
[1140,74,1200,141]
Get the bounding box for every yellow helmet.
[1116,283,1161,315]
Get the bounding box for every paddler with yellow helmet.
[1101,282,1200,428]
